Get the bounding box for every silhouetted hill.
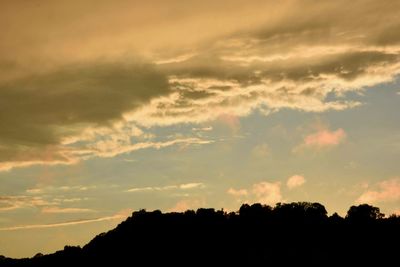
[1,202,399,266]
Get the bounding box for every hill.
[1,202,399,266]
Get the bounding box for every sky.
[1,0,400,258]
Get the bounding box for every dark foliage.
[1,202,399,266]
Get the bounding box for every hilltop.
[1,202,399,266]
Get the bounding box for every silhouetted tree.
[329,212,344,224]
[1,202,398,267]
[346,204,384,223]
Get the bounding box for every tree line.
[1,202,399,266]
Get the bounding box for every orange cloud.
[294,128,346,153]
[168,199,205,212]
[227,188,248,197]
[252,181,282,205]
[286,175,306,189]
[227,188,249,203]
[304,128,346,147]
[356,178,400,204]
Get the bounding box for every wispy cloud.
[0,215,125,231]
[41,207,95,214]
[126,182,205,193]
[1,137,212,172]
[155,53,197,65]
[26,185,96,194]
[54,198,88,203]
[356,178,400,204]
[0,195,90,213]
[192,126,213,132]
[0,159,78,172]
[0,196,57,212]
[179,183,205,189]
[88,138,213,158]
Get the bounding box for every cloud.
[41,207,95,214]
[54,198,88,203]
[294,128,346,152]
[356,178,400,204]
[304,129,346,147]
[227,187,249,203]
[252,181,282,205]
[26,185,96,194]
[251,143,270,158]
[168,198,206,213]
[0,214,125,231]
[0,159,78,173]
[179,183,205,189]
[125,1,400,130]
[0,194,93,214]
[286,175,306,189]
[227,188,248,197]
[0,62,171,170]
[126,182,205,193]
[0,196,57,212]
[88,138,212,158]
[192,126,213,132]
[125,187,155,193]
[228,180,290,205]
[1,137,212,172]
[0,59,213,172]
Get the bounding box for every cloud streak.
[41,207,95,214]
[0,137,212,172]
[0,214,125,231]
[0,195,91,213]
[0,196,56,212]
[126,182,205,193]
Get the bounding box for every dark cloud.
[0,62,169,163]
